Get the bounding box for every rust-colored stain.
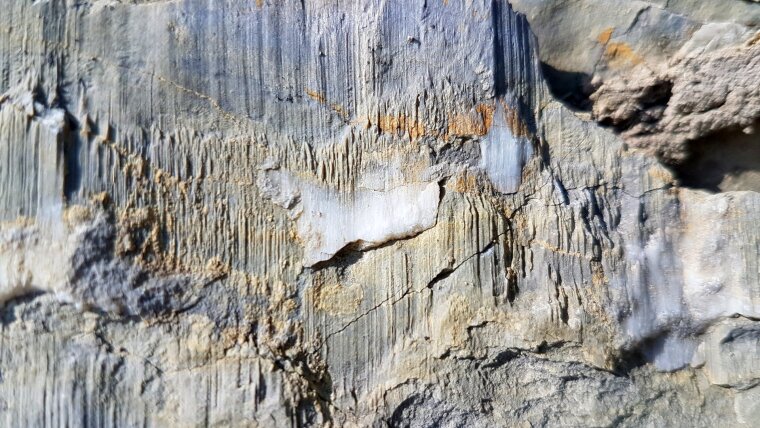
[256,0,264,7]
[502,103,532,138]
[447,103,495,137]
[604,42,643,68]
[373,114,426,140]
[306,89,327,104]
[452,173,479,194]
[597,27,643,68]
[478,103,495,130]
[306,89,349,118]
[448,101,531,138]
[597,27,614,45]
[447,113,485,136]
[363,101,532,142]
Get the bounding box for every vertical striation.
[0,0,759,426]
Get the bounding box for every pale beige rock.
[0,0,758,426]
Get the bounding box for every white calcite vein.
[479,100,534,194]
[260,169,440,266]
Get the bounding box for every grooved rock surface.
[0,0,759,426]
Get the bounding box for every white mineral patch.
[260,170,441,266]
[623,230,685,333]
[479,101,533,194]
[619,189,760,371]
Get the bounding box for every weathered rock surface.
[0,0,759,426]
[512,0,760,166]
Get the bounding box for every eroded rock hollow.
[1,0,759,426]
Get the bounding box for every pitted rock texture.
[1,0,759,427]
[591,39,760,162]
[512,0,760,166]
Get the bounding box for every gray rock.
[1,0,759,426]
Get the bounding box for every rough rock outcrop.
[1,0,759,426]
[512,0,760,184]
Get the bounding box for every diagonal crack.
[426,233,505,291]
[313,232,508,351]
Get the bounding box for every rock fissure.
[1,0,759,425]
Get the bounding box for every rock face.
[0,0,759,426]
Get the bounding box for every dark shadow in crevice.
[389,393,426,427]
[308,248,365,273]
[540,62,593,112]
[597,79,673,132]
[62,113,82,201]
[0,291,49,326]
[491,0,507,97]
[668,122,760,193]
[610,345,648,378]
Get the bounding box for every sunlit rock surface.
[0,0,759,426]
[259,167,442,266]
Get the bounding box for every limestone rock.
[512,0,760,163]
[0,0,759,426]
